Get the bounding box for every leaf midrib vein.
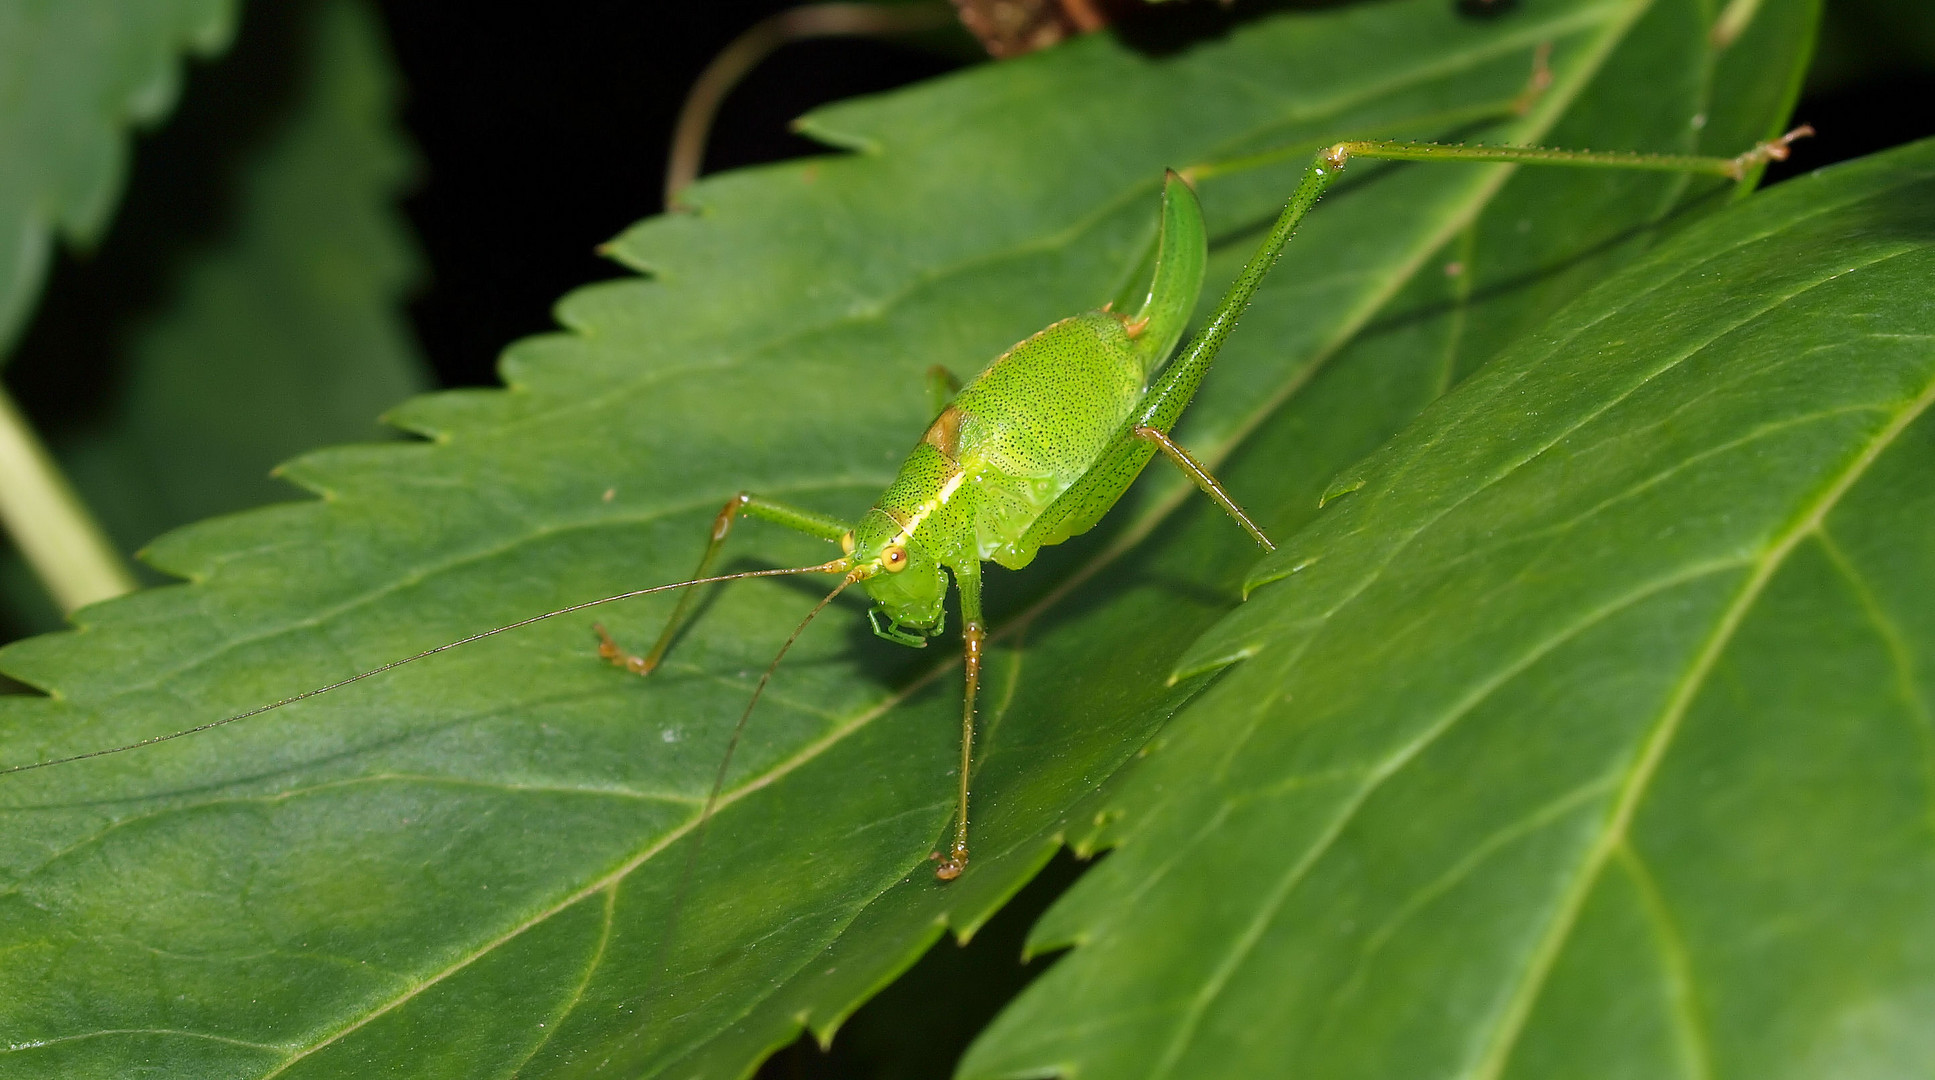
[1147,554,1744,1079]
[1212,225,1923,798]
[0,774,699,904]
[1313,777,1623,1035]
[1464,347,1935,1080]
[0,1027,283,1056]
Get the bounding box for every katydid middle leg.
[595,492,853,675]
[926,364,961,420]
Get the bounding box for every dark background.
[376,2,967,389]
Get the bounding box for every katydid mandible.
[0,128,1811,885]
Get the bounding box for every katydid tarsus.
[0,127,1811,889]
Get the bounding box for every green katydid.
[0,127,1811,888]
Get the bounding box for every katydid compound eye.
[883,546,908,572]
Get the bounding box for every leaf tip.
[1317,475,1366,508]
[1169,643,1255,683]
[1242,553,1318,598]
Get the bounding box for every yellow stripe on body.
[892,470,968,547]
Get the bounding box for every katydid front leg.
[595,492,853,675]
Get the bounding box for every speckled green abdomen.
[952,312,1144,566]
[851,310,1145,577]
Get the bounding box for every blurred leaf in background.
[0,0,237,356]
[0,0,241,624]
[0,0,429,636]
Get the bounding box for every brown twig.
[664,2,955,208]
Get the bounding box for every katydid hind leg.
[598,491,854,677]
[1025,130,1795,557]
[1133,426,1274,551]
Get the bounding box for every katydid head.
[841,516,948,646]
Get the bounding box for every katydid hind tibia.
[0,130,1812,890]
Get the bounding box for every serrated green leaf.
[0,1,1814,1077]
[0,0,239,356]
[1,0,429,638]
[964,139,1935,1080]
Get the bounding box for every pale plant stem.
[0,382,136,614]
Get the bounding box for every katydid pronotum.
[1,127,1811,888]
